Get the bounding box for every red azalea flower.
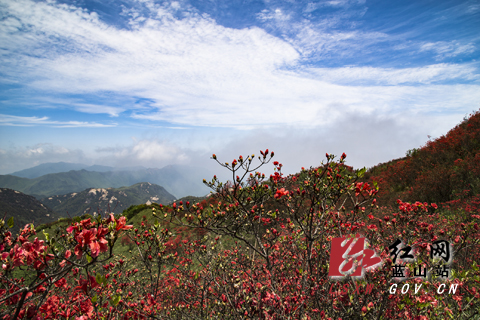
[274,188,289,199]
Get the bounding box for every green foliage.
[123,204,150,221]
[6,217,13,229]
[406,147,419,157]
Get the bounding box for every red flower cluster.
[1,237,53,270]
[274,188,289,199]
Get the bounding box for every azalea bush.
[0,214,132,319]
[1,150,479,319]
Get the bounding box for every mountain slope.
[40,182,176,217]
[0,188,60,233]
[368,110,480,207]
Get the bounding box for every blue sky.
[0,0,479,176]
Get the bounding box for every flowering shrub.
[0,150,479,319]
[0,214,132,318]
[370,110,480,209]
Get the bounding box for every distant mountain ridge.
[40,182,176,218]
[9,162,146,179]
[0,164,214,199]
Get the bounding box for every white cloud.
[322,0,365,8]
[95,139,189,168]
[22,145,68,156]
[72,104,125,117]
[304,63,479,85]
[256,3,383,59]
[0,143,88,174]
[420,41,476,59]
[0,0,478,132]
[291,27,388,59]
[257,8,291,23]
[0,114,117,127]
[303,0,365,11]
[131,140,187,162]
[2,96,127,117]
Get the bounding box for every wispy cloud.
[316,0,366,9]
[0,96,128,117]
[257,8,291,24]
[466,3,480,14]
[0,114,117,128]
[304,63,479,85]
[71,104,125,117]
[420,41,476,59]
[255,2,380,61]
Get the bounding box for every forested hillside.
[367,110,480,212]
